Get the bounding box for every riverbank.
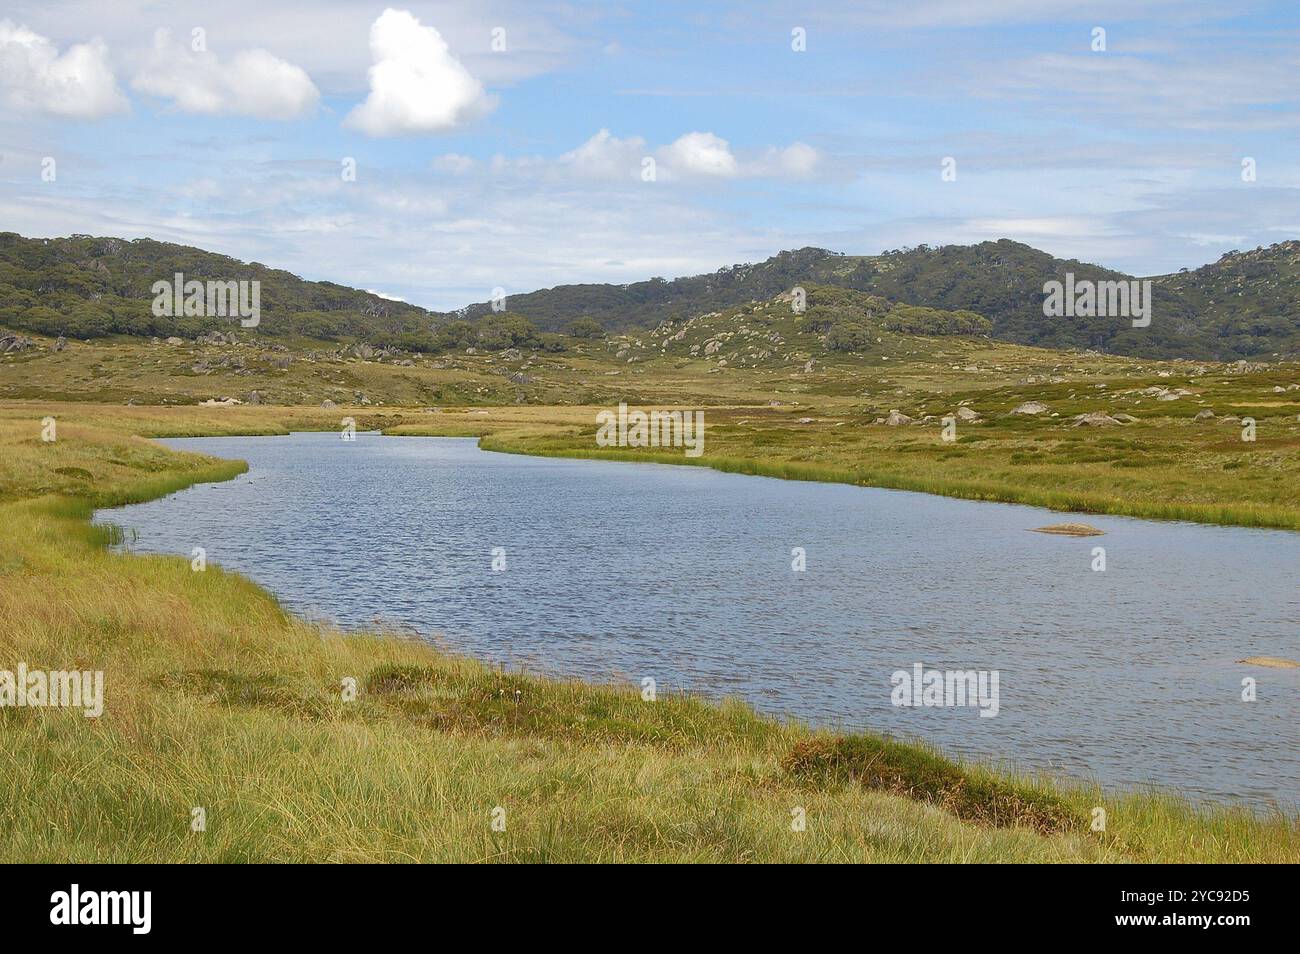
[0,404,1295,861]
[4,397,1299,532]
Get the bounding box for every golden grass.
[0,406,1296,862]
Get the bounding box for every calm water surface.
[96,433,1300,810]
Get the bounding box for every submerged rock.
[1237,656,1300,669]
[1031,523,1105,537]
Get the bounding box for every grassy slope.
[0,407,1296,862]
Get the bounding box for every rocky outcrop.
[197,330,238,345]
[0,333,32,353]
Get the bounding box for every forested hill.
[447,239,1300,360]
[2,232,1298,360]
[0,232,434,344]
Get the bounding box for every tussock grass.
[0,406,1296,861]
[783,736,1082,834]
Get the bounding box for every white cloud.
[560,128,646,180]
[0,20,126,119]
[131,29,318,119]
[658,131,738,177]
[345,8,495,137]
[649,132,818,180]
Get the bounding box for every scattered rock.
[0,333,32,353]
[1031,523,1105,537]
[54,336,67,352]
[197,330,238,346]
[885,409,914,426]
[1010,401,1049,415]
[165,336,184,346]
[1072,411,1122,427]
[1194,409,1215,422]
[245,390,263,405]
[320,399,337,409]
[955,406,979,422]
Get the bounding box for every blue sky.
[2,1,1299,309]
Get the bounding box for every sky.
[2,0,1299,310]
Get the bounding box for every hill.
[0,232,434,344]
[448,239,1300,360]
[3,232,1300,361]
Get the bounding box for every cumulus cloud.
[560,128,647,180]
[345,8,495,137]
[0,20,127,119]
[658,131,738,177]
[131,29,318,119]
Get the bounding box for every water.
[96,432,1300,810]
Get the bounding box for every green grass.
[0,408,1296,862]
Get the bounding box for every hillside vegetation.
[5,232,1300,361]
[450,239,1300,360]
